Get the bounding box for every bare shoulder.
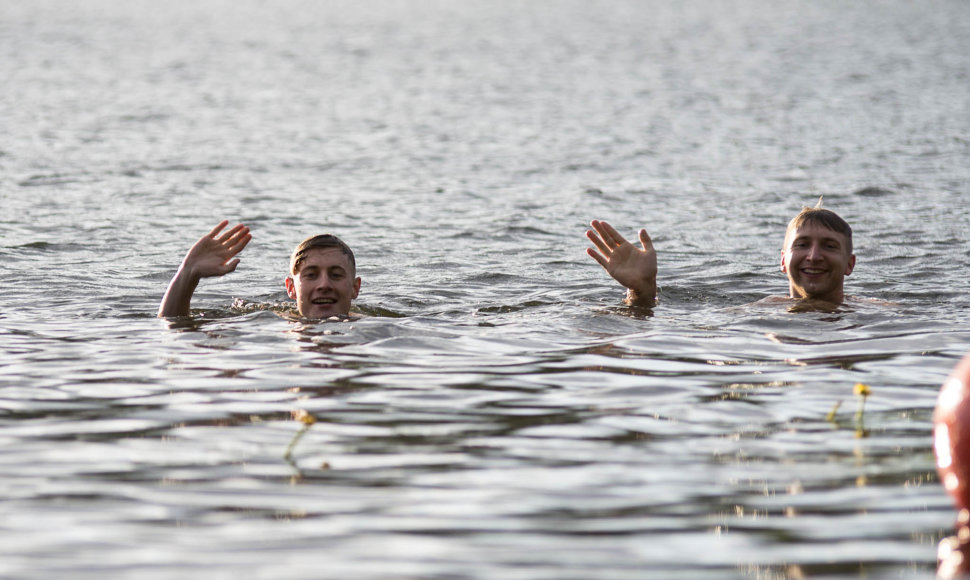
[751,296,793,306]
[748,295,886,313]
[716,295,793,314]
[845,295,897,308]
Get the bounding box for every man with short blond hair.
[587,201,857,309]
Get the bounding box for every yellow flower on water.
[284,410,318,463]
[292,409,317,425]
[853,383,871,428]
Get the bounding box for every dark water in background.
[2,1,970,578]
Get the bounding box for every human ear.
[352,277,361,299]
[284,276,296,299]
[779,251,788,273]
[845,255,856,276]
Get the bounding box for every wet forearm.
[624,280,657,308]
[157,268,200,318]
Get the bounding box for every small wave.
[853,186,895,197]
[17,173,83,187]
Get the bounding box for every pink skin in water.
[934,352,970,577]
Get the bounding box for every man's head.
[285,234,361,318]
[780,205,856,304]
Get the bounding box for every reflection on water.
[3,306,963,577]
[2,0,970,578]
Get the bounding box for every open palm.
[183,220,252,279]
[586,220,657,297]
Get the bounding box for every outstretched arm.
[157,220,252,318]
[586,219,657,307]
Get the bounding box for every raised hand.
[158,220,251,317]
[181,220,252,279]
[586,219,657,306]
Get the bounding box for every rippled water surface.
[2,1,970,578]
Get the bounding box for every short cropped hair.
[784,204,853,255]
[290,234,356,275]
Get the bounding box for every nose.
[314,273,333,291]
[806,242,823,261]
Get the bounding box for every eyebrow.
[300,264,347,274]
[792,235,842,245]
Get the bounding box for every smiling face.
[781,222,856,304]
[285,248,361,318]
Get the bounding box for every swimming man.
[586,203,856,309]
[158,220,361,319]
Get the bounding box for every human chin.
[799,277,839,300]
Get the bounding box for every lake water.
[2,1,969,578]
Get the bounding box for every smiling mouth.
[801,268,826,275]
[311,298,337,305]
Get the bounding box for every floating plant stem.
[284,410,317,461]
[826,400,843,423]
[854,383,871,423]
[853,383,871,436]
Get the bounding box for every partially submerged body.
[752,294,891,314]
[158,221,362,321]
[161,204,864,322]
[585,220,658,308]
[586,203,863,313]
[228,297,364,322]
[158,221,252,318]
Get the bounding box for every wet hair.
[784,202,853,255]
[289,234,356,275]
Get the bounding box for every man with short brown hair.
[158,221,360,319]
